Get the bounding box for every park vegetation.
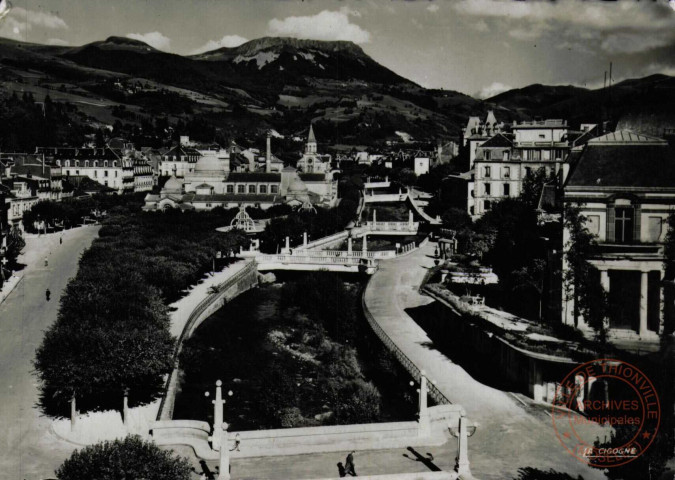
[178,272,417,430]
[34,208,248,417]
[55,435,192,480]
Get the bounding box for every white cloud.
[11,7,68,29]
[477,81,512,99]
[453,0,675,54]
[46,37,68,46]
[601,33,673,55]
[427,4,439,13]
[268,7,371,44]
[126,31,171,51]
[0,6,68,41]
[190,34,248,55]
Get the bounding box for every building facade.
[296,124,332,173]
[562,131,675,340]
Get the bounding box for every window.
[503,166,510,178]
[271,185,279,194]
[248,185,256,194]
[94,171,98,178]
[104,170,109,177]
[484,166,491,178]
[614,208,634,244]
[503,183,510,196]
[76,170,80,175]
[484,151,491,161]
[93,161,98,167]
[525,167,532,177]
[75,161,80,167]
[484,183,491,196]
[113,161,117,167]
[115,171,118,177]
[237,185,245,193]
[104,161,108,167]
[503,151,509,162]
[539,134,546,139]
[227,185,234,193]
[259,185,267,194]
[484,200,492,211]
[85,161,90,167]
[65,160,70,167]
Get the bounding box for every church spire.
[306,124,317,154]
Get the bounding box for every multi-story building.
[38,146,134,194]
[562,130,675,340]
[158,140,202,177]
[7,154,66,201]
[133,156,154,193]
[471,120,572,218]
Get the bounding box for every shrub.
[55,435,192,480]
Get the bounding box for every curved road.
[0,226,100,480]
[364,241,606,480]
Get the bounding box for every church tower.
[305,124,317,154]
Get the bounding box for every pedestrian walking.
[45,289,51,301]
[344,451,357,476]
[230,433,241,451]
[60,236,63,245]
[44,257,48,267]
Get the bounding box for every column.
[418,375,430,437]
[659,270,666,335]
[600,269,610,331]
[285,236,290,251]
[456,415,471,476]
[409,210,414,229]
[212,380,223,451]
[373,210,377,225]
[303,232,308,246]
[217,423,231,480]
[347,237,353,254]
[123,388,129,427]
[70,395,78,432]
[640,271,649,337]
[362,235,367,253]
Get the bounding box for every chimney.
[266,133,271,173]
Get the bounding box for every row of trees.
[34,209,248,417]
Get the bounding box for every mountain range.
[0,35,673,148]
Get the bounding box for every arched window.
[104,161,108,167]
[93,161,98,167]
[75,161,80,167]
[84,161,90,167]
[113,161,117,167]
[64,160,70,167]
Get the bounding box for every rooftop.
[566,141,675,189]
[226,172,282,183]
[586,130,668,146]
[513,119,567,129]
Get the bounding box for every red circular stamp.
[552,358,660,468]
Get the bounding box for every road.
[363,241,606,480]
[0,226,100,480]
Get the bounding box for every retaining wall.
[156,262,259,421]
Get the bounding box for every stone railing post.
[217,422,231,480]
[362,234,367,253]
[212,380,223,451]
[456,414,471,476]
[123,388,129,427]
[348,237,353,254]
[373,209,377,225]
[418,374,430,437]
[70,394,78,432]
[303,232,308,246]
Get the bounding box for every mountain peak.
[193,36,366,60]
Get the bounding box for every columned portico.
[591,259,664,338]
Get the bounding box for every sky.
[1,0,674,98]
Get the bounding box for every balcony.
[591,243,664,258]
[513,141,569,148]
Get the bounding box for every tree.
[441,208,472,231]
[55,435,192,480]
[563,204,610,342]
[395,168,417,189]
[520,166,556,209]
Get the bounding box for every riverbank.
[174,272,418,431]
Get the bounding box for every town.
[0,2,674,480]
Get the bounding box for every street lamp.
[449,414,477,476]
